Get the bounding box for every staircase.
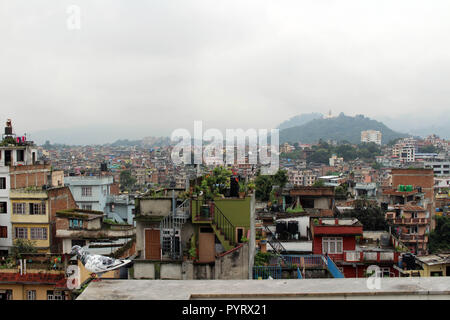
[160,199,190,260]
[210,203,236,251]
[323,255,345,278]
[263,225,289,266]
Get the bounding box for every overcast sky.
[1,0,450,144]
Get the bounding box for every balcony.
[387,217,429,225]
[399,234,426,242]
[343,251,398,263]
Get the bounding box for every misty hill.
[279,113,409,145]
[278,112,323,130]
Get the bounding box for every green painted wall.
[191,197,251,228]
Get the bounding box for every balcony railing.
[343,251,398,262]
[400,234,426,242]
[388,218,429,225]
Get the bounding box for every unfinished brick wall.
[110,182,120,195]
[9,164,51,189]
[391,168,436,231]
[47,187,78,253]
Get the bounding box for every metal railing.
[263,225,286,255]
[160,198,191,260]
[253,266,282,279]
[212,203,236,245]
[280,255,326,268]
[325,256,344,278]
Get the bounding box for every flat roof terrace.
[77,278,450,300]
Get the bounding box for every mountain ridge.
[279,113,410,145]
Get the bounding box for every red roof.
[0,272,67,288]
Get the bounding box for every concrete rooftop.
[77,278,450,300]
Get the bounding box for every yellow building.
[415,254,450,277]
[10,189,50,253]
[400,254,450,277]
[0,269,68,300]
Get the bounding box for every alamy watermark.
[366,265,382,290]
[66,5,81,30]
[170,121,279,174]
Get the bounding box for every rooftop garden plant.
[194,166,232,200]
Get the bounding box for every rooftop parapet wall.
[289,186,335,197]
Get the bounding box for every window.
[30,203,46,215]
[13,203,26,215]
[0,226,7,238]
[47,290,65,300]
[27,290,36,300]
[0,177,6,189]
[161,229,180,257]
[30,228,47,240]
[0,290,13,300]
[0,202,6,214]
[17,150,25,162]
[382,267,391,278]
[69,219,83,229]
[81,204,92,210]
[409,226,418,234]
[14,227,28,239]
[81,187,92,197]
[322,237,343,254]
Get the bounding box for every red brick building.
[311,218,400,278]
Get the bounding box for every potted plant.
[238,182,247,199]
[247,182,256,194]
[188,247,197,260]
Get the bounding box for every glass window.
[13,203,26,214]
[47,290,64,300]
[81,187,92,197]
[30,228,47,240]
[27,290,36,300]
[14,227,28,239]
[322,237,343,254]
[0,202,6,214]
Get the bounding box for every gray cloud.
[1,0,450,143]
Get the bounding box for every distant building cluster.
[1,118,450,300]
[361,130,382,145]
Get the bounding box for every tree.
[11,239,37,259]
[418,145,441,153]
[255,175,273,201]
[312,180,325,187]
[120,170,136,191]
[254,169,288,201]
[272,169,288,188]
[340,203,388,231]
[428,215,450,253]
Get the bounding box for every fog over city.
[2,0,450,144]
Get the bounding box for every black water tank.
[5,127,12,135]
[402,253,416,269]
[288,221,299,234]
[276,221,287,234]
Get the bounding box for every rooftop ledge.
[77,278,450,300]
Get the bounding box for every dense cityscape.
[0,114,449,300]
[2,0,450,306]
